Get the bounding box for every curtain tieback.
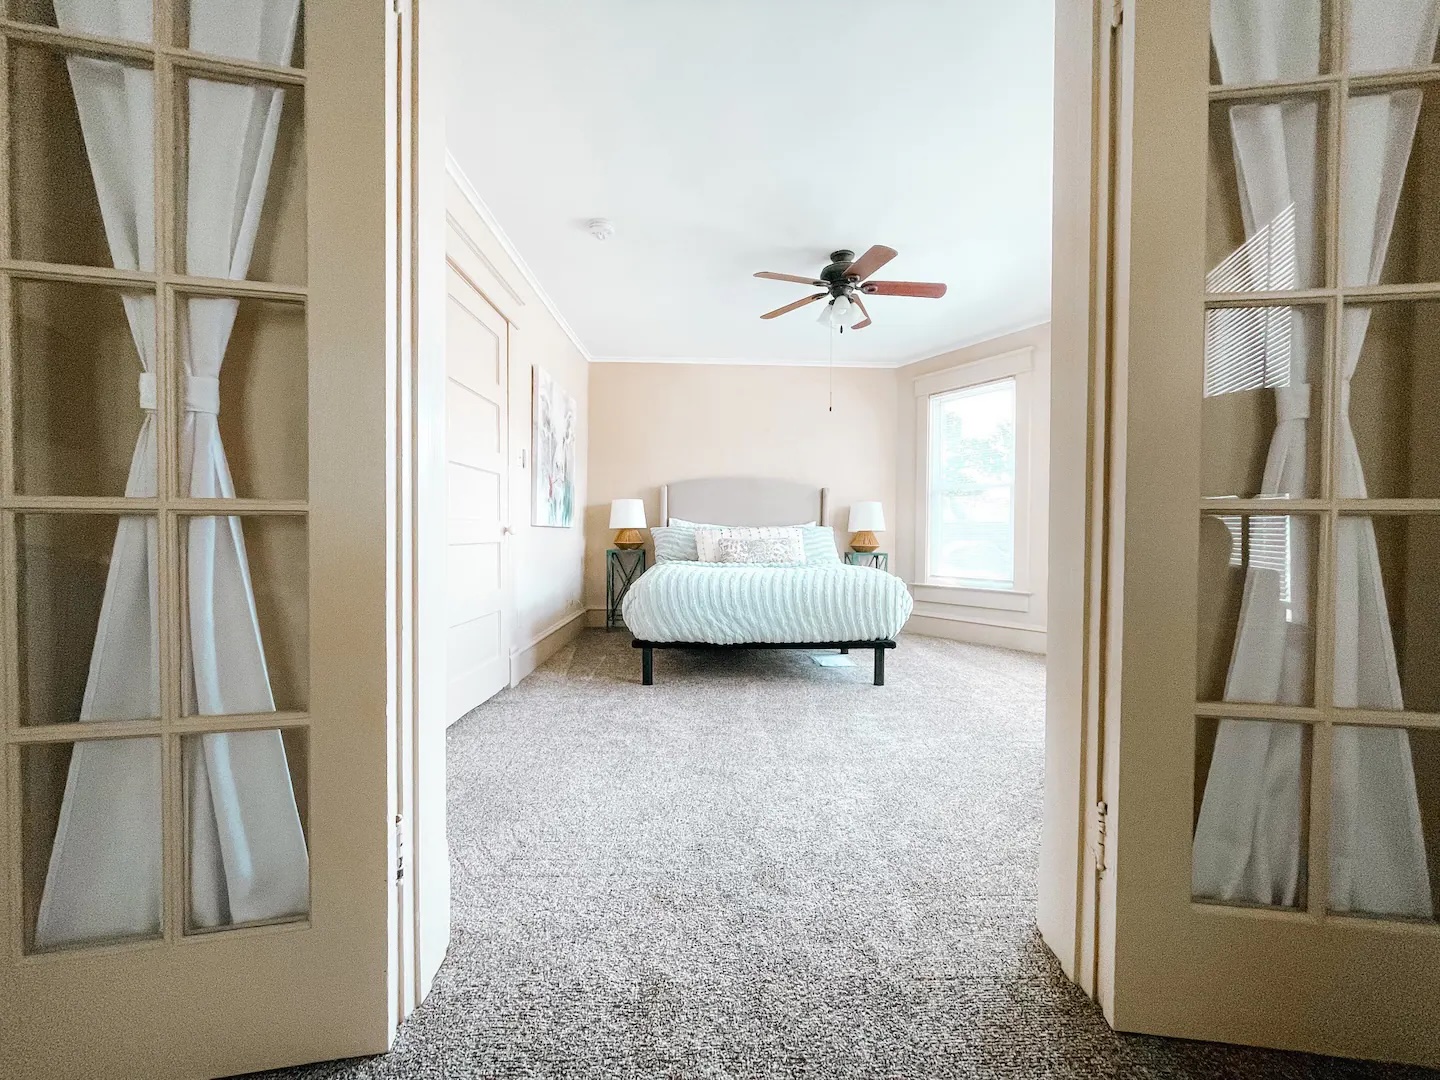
[1274,382,1311,424]
[138,372,222,415]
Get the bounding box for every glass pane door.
[0,0,397,1074]
[1100,0,1440,1066]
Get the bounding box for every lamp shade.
[609,498,647,530]
[847,501,885,532]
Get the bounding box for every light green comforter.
[622,562,913,643]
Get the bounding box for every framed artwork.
[531,366,576,527]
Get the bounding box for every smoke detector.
[587,218,615,241]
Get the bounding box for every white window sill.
[910,582,1032,613]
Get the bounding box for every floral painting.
[532,366,576,528]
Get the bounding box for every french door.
[1098,0,1440,1065]
[0,2,408,1075]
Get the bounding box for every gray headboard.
[660,478,828,528]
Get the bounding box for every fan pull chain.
[828,323,835,412]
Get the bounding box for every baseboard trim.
[904,613,1047,654]
[509,608,587,686]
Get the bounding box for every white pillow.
[695,525,804,563]
[716,533,806,565]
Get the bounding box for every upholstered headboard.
[660,478,828,528]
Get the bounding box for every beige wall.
[446,172,590,670]
[895,323,1053,651]
[584,362,897,616]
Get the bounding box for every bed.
[622,478,913,685]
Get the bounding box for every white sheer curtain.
[1194,0,1439,917]
[35,0,306,948]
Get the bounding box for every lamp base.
[614,528,644,550]
[850,530,880,553]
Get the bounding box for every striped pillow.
[802,526,841,565]
[652,525,699,563]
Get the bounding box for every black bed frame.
[632,639,897,686]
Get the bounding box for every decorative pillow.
[715,533,806,565]
[801,525,841,564]
[651,526,699,563]
[695,525,804,563]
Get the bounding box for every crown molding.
[588,354,901,370]
[444,151,595,364]
[589,318,1051,371]
[888,318,1052,369]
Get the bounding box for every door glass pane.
[16,513,159,726]
[14,280,156,498]
[178,76,306,286]
[1198,513,1319,706]
[183,727,309,932]
[9,43,154,271]
[21,736,163,952]
[1210,1,1328,86]
[1345,10,1440,74]
[181,515,307,716]
[177,295,307,500]
[1345,302,1440,499]
[9,0,154,42]
[1341,88,1440,287]
[1202,304,1325,499]
[1194,717,1311,910]
[178,0,304,68]
[927,379,1016,588]
[1328,725,1438,922]
[1334,515,1440,714]
[1209,94,1328,292]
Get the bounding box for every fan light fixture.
[817,294,857,328]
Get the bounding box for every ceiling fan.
[754,245,947,330]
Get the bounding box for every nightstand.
[844,551,889,571]
[606,548,647,629]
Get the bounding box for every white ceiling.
[445,1,1054,368]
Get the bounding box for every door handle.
[502,526,513,535]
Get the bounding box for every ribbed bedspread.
[622,562,913,644]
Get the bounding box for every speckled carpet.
[252,631,1436,1079]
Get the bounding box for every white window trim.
[914,346,1035,610]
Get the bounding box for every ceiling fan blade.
[760,293,827,319]
[843,244,898,283]
[755,271,826,286]
[861,280,948,298]
[850,296,872,330]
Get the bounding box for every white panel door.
[444,260,510,720]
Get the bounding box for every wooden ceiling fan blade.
[861,280,948,298]
[850,296,872,329]
[844,244,898,282]
[760,292,827,319]
[755,271,826,286]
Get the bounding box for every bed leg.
[873,647,885,686]
[840,647,849,654]
[642,645,654,686]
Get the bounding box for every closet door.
[0,2,402,1075]
[1101,0,1440,1065]
[444,259,510,719]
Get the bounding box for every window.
[926,378,1018,588]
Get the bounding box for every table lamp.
[609,499,647,549]
[847,502,885,553]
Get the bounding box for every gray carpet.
[255,630,1436,1079]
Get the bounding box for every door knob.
[502,525,513,535]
